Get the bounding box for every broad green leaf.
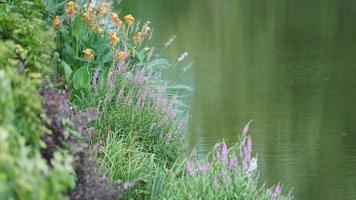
[102,51,113,63]
[62,61,72,83]
[71,16,86,40]
[146,59,170,70]
[72,66,90,90]
[62,43,75,61]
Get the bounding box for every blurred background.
[118,0,356,199]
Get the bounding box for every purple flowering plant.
[152,121,292,200]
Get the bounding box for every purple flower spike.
[92,67,101,88]
[220,142,229,166]
[186,161,196,176]
[220,170,228,185]
[229,155,238,171]
[221,143,228,157]
[242,159,249,172]
[247,138,252,151]
[242,120,253,136]
[271,183,282,200]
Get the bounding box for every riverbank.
[0,0,291,199]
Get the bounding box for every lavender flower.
[195,160,210,174]
[242,120,253,136]
[134,70,145,85]
[242,159,249,172]
[229,155,238,171]
[220,170,228,185]
[220,142,228,166]
[92,67,101,88]
[271,184,282,200]
[186,160,196,176]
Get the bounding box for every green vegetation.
[0,0,292,199]
[0,1,74,199]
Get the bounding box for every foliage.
[0,68,47,149]
[88,69,186,199]
[41,87,134,200]
[46,0,189,106]
[0,0,55,73]
[0,0,293,200]
[90,72,186,166]
[0,1,75,199]
[0,73,75,200]
[146,124,292,200]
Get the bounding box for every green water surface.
[120,1,356,199]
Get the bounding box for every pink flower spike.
[220,142,229,166]
[186,161,196,176]
[229,155,238,171]
[221,142,228,157]
[271,183,282,200]
[242,120,253,136]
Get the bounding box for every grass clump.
[146,123,292,200]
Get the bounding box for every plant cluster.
[0,1,75,199]
[147,123,292,200]
[0,0,293,199]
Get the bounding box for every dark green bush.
[0,0,55,72]
[0,1,75,199]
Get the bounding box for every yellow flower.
[66,8,76,17]
[124,14,135,25]
[83,48,94,61]
[134,31,142,44]
[66,1,77,17]
[143,26,152,37]
[111,12,119,21]
[111,12,123,27]
[116,51,128,61]
[66,1,77,9]
[109,31,120,46]
[83,7,95,22]
[52,16,61,28]
[99,2,110,14]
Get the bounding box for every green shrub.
[0,126,75,200]
[0,1,76,199]
[0,0,55,73]
[0,69,47,149]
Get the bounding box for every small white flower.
[178,52,188,62]
[248,157,258,173]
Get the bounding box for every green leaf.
[98,66,109,83]
[71,16,86,40]
[136,49,146,62]
[62,61,72,82]
[62,43,75,60]
[72,66,91,90]
[167,84,194,92]
[146,58,170,70]
[102,51,113,63]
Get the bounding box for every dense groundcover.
[0,0,292,199]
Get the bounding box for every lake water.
[119,0,356,199]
